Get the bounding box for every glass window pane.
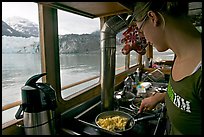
[116,30,139,71]
[130,51,138,67]
[2,2,40,124]
[153,48,174,62]
[116,32,125,74]
[57,10,100,99]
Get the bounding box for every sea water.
[2,49,174,124]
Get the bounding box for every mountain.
[2,21,28,37]
[59,32,100,54]
[2,17,123,54]
[2,33,100,54]
[2,36,39,54]
[4,16,39,37]
[2,30,123,54]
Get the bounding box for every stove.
[61,100,167,135]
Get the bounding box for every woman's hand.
[138,92,166,113]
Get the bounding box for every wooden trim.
[138,54,142,67]
[61,76,99,90]
[143,67,171,75]
[2,119,22,129]
[2,65,125,111]
[39,4,61,90]
[146,44,153,59]
[39,2,132,19]
[154,60,174,66]
[116,66,125,71]
[2,119,24,135]
[125,54,130,70]
[38,4,63,104]
[2,65,139,134]
[2,101,21,111]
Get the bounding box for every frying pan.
[95,110,159,133]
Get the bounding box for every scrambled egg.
[96,116,128,132]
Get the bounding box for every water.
[2,48,174,106]
[60,53,101,98]
[2,53,102,124]
[2,53,101,106]
[2,49,174,124]
[2,54,42,106]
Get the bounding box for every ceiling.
[38,2,134,18]
[38,2,202,26]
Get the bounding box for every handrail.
[2,66,126,111]
[61,75,99,90]
[2,76,100,111]
[61,66,125,90]
[2,100,22,111]
[116,66,125,71]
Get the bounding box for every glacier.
[2,36,40,54]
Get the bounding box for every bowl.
[114,91,135,107]
[131,97,143,109]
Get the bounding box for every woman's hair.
[133,1,189,22]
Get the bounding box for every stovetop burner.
[62,103,166,135]
[65,118,157,135]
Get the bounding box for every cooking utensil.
[131,97,143,109]
[95,110,134,133]
[125,113,159,129]
[95,110,159,133]
[114,91,135,107]
[76,118,122,135]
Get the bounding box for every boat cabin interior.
[2,2,202,135]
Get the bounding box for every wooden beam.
[38,4,62,99]
[125,54,130,70]
[146,43,153,59]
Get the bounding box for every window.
[2,2,40,124]
[152,48,174,62]
[57,9,101,99]
[116,39,125,74]
[116,31,139,72]
[129,51,138,67]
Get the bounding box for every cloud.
[2,2,100,35]
[58,10,100,35]
[2,2,39,24]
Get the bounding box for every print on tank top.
[167,83,191,113]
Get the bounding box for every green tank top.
[165,66,202,135]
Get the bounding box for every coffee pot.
[15,73,57,135]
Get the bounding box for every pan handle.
[76,118,122,135]
[135,113,159,122]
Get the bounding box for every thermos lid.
[21,85,45,112]
[20,73,57,113]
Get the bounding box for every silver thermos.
[15,73,57,135]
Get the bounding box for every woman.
[132,1,202,135]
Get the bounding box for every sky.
[2,2,100,35]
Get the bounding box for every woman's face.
[136,11,169,52]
